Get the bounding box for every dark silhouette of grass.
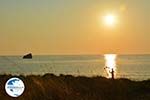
[0,73,150,100]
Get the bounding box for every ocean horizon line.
[0,53,150,56]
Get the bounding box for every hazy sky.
[0,0,150,55]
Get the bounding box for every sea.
[0,54,150,81]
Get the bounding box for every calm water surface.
[0,55,150,80]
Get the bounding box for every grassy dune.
[0,74,150,100]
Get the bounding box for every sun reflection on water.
[104,54,117,78]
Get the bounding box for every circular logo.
[5,77,25,97]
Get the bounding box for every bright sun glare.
[103,14,116,26]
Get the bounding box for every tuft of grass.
[0,73,150,100]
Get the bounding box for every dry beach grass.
[0,74,150,100]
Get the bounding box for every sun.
[103,14,116,27]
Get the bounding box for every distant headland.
[23,53,32,59]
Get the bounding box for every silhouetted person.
[110,68,114,80]
[104,66,115,79]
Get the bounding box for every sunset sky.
[0,0,150,55]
